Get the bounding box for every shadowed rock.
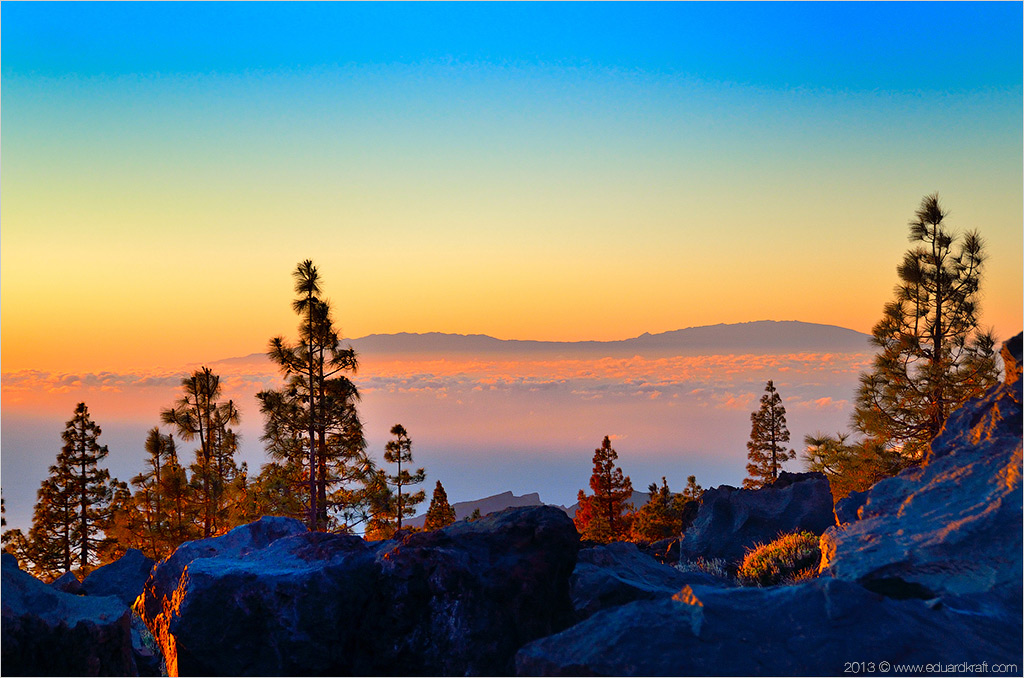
[81,549,156,607]
[678,471,836,568]
[820,333,1023,601]
[515,578,1021,676]
[137,507,578,676]
[571,542,731,621]
[50,570,83,595]
[2,552,135,676]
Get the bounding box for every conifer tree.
[854,193,998,465]
[161,368,239,537]
[25,403,115,576]
[62,403,114,572]
[423,480,456,531]
[383,424,426,531]
[364,470,397,540]
[260,260,368,531]
[744,381,795,489]
[574,436,634,542]
[629,476,703,542]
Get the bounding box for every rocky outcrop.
[2,552,136,676]
[50,570,83,595]
[678,471,836,568]
[571,542,731,621]
[82,549,155,607]
[515,578,1021,676]
[820,333,1023,601]
[137,507,578,676]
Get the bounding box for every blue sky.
[5,3,1021,93]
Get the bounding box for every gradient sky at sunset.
[3,2,1021,374]
[2,3,1022,531]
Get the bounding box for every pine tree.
[574,436,634,542]
[854,194,998,465]
[744,381,795,489]
[382,424,426,531]
[260,260,369,531]
[629,476,703,543]
[62,403,115,572]
[423,480,456,531]
[364,470,397,540]
[161,368,240,537]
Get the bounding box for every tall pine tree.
[260,260,369,531]
[574,436,634,542]
[161,368,240,538]
[854,193,998,465]
[382,424,426,531]
[744,381,795,489]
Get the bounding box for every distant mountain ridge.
[350,320,870,357]
[214,320,871,366]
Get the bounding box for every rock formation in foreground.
[136,506,578,676]
[1,552,136,676]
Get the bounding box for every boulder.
[137,506,578,676]
[515,578,1022,676]
[51,570,83,595]
[1,552,136,676]
[820,333,1023,601]
[642,537,680,564]
[572,542,730,620]
[135,515,308,675]
[678,471,836,568]
[81,548,156,606]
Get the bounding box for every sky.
[2,3,1022,532]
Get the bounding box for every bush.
[737,531,820,587]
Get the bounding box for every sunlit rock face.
[137,507,578,676]
[571,542,731,621]
[1,552,136,676]
[678,471,836,568]
[515,578,1021,676]
[820,333,1023,601]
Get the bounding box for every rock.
[81,548,155,607]
[2,551,136,676]
[927,332,1022,463]
[572,542,730,621]
[832,488,868,525]
[821,333,1023,602]
[515,578,1022,676]
[678,471,836,568]
[135,515,308,675]
[50,570,83,595]
[137,507,578,676]
[643,537,680,564]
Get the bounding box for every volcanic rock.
[678,471,835,568]
[515,578,1021,676]
[81,548,155,607]
[1,552,136,676]
[50,570,83,595]
[137,507,578,676]
[571,542,731,621]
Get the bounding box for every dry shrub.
[737,531,820,587]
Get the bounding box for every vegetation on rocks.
[736,531,820,587]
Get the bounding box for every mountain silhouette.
[214,320,871,366]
